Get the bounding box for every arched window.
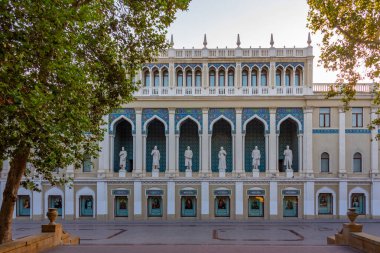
[353,153,362,172]
[251,69,258,87]
[242,69,248,87]
[186,70,192,87]
[321,152,329,172]
[209,70,215,87]
[276,69,282,86]
[261,69,267,86]
[195,70,201,87]
[295,68,301,86]
[228,69,234,86]
[153,70,159,87]
[144,70,150,87]
[162,69,169,87]
[285,69,291,86]
[177,70,183,87]
[219,69,225,87]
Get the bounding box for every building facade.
[2,35,380,221]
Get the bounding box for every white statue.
[151,145,160,171]
[218,146,227,171]
[119,147,127,170]
[184,146,193,171]
[251,146,261,170]
[283,145,293,170]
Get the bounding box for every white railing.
[312,83,373,93]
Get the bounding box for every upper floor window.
[83,154,92,172]
[186,70,192,87]
[209,70,215,87]
[251,69,258,87]
[153,70,159,87]
[144,71,150,87]
[242,69,248,87]
[261,69,268,86]
[228,70,234,86]
[162,69,169,87]
[353,152,362,172]
[352,108,363,127]
[321,152,329,172]
[319,108,330,127]
[285,69,291,86]
[177,70,183,87]
[195,70,201,87]
[276,69,281,86]
[295,68,301,86]
[219,69,225,87]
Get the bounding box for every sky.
[167,0,337,83]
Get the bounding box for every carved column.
[235,109,244,175]
[134,109,143,177]
[98,115,109,176]
[268,108,277,175]
[370,108,379,175]
[303,107,313,177]
[167,109,176,176]
[339,108,346,176]
[201,108,210,176]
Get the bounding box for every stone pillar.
[303,181,315,218]
[98,115,109,177]
[96,181,107,220]
[269,181,278,219]
[303,107,313,177]
[248,68,252,87]
[203,63,208,87]
[265,134,269,172]
[64,184,74,220]
[269,62,275,88]
[134,109,143,177]
[235,109,244,176]
[169,63,174,87]
[66,164,74,178]
[167,181,175,219]
[1,159,10,178]
[298,134,303,173]
[109,135,114,174]
[268,108,277,175]
[370,108,379,175]
[371,180,380,218]
[235,182,243,219]
[167,109,176,177]
[339,108,346,176]
[201,181,209,219]
[32,183,42,220]
[175,135,179,173]
[201,108,210,176]
[236,63,241,88]
[339,181,348,218]
[134,181,142,219]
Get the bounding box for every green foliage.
[0,0,189,187]
[307,0,380,110]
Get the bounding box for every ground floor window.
[318,193,333,215]
[115,196,128,217]
[248,196,264,217]
[215,196,230,217]
[181,196,196,217]
[49,195,62,216]
[17,195,31,217]
[148,196,163,217]
[80,195,94,217]
[351,193,365,214]
[283,196,298,217]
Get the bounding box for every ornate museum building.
[2,34,380,220]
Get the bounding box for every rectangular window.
[321,157,329,172]
[215,196,230,217]
[351,193,365,214]
[148,196,163,217]
[80,196,94,217]
[283,196,298,217]
[319,108,330,127]
[352,108,363,127]
[17,195,31,217]
[248,196,264,217]
[83,154,92,172]
[49,195,63,216]
[115,196,128,217]
[181,196,197,217]
[318,193,333,215]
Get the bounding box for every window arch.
[209,69,216,87]
[228,69,234,86]
[261,68,268,86]
[186,70,192,87]
[321,152,329,172]
[242,69,248,87]
[176,70,183,87]
[195,69,202,87]
[353,152,362,172]
[153,69,159,87]
[276,69,282,86]
[144,70,150,87]
[251,68,258,87]
[162,69,169,87]
[218,68,225,87]
[285,69,291,86]
[295,68,301,86]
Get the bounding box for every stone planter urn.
[47,208,58,225]
[347,208,359,224]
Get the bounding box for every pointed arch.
[110,115,135,134]
[176,115,201,133]
[75,186,96,218]
[349,187,369,215]
[243,114,269,132]
[143,115,168,134]
[210,115,235,132]
[315,186,336,215]
[44,187,64,218]
[277,115,302,132]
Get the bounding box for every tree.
[0,0,189,244]
[307,0,380,113]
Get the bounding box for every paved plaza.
[12,220,380,252]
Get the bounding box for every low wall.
[349,232,380,253]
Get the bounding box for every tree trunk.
[0,147,30,244]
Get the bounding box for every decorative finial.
[270,33,274,48]
[203,34,207,48]
[170,34,174,48]
[307,32,312,46]
[237,34,241,48]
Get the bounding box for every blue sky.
[167,0,337,83]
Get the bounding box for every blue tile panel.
[142,63,169,69]
[345,129,371,134]
[241,62,270,70]
[208,63,237,69]
[242,108,270,134]
[312,129,339,134]
[109,108,136,134]
[276,108,303,133]
[175,108,203,134]
[275,62,305,68]
[142,109,169,134]
[175,63,203,70]
[208,108,236,134]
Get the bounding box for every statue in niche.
[218,146,227,171]
[184,146,193,171]
[251,146,261,171]
[151,145,160,171]
[119,147,127,170]
[283,145,293,170]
